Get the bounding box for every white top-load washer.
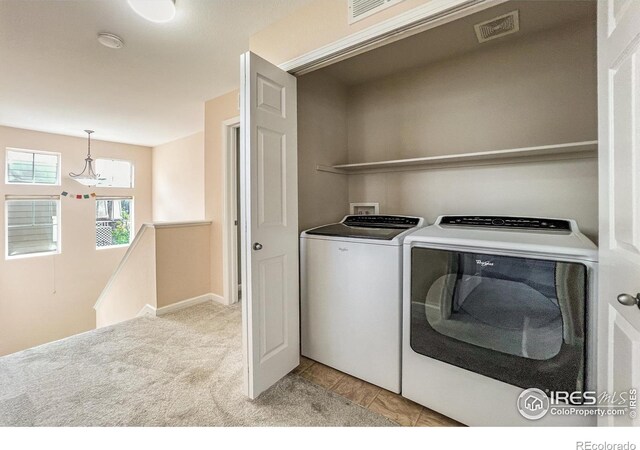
[301,215,425,393]
[402,215,598,426]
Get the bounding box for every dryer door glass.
[410,248,587,393]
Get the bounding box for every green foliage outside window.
[111,210,130,245]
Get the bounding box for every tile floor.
[295,357,463,427]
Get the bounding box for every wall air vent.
[474,10,520,43]
[348,0,406,24]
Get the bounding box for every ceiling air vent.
[348,0,406,24]
[474,10,520,43]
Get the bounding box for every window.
[95,159,133,188]
[6,198,60,258]
[6,149,60,185]
[96,197,133,248]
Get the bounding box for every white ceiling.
[0,0,312,146]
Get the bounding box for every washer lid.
[304,223,409,240]
[304,215,423,240]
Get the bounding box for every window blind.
[6,199,60,257]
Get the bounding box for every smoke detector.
[97,33,125,49]
[474,10,520,43]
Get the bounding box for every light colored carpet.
[0,302,394,426]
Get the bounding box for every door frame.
[222,116,241,305]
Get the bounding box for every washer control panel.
[439,216,571,231]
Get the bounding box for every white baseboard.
[137,304,157,317]
[135,293,225,319]
[211,293,226,305]
[155,293,216,316]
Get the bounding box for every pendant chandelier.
[70,130,101,186]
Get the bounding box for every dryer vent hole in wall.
[474,10,520,43]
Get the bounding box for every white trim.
[5,147,62,186]
[211,293,226,305]
[151,220,212,229]
[134,293,225,319]
[222,116,241,307]
[96,243,130,251]
[5,197,62,260]
[95,196,134,249]
[279,0,506,75]
[4,194,60,200]
[94,195,134,200]
[94,157,134,189]
[137,304,157,317]
[155,293,216,316]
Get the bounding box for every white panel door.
[598,0,640,426]
[240,52,299,399]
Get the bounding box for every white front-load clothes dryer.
[301,215,425,393]
[402,215,598,426]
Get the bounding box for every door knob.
[253,242,263,251]
[617,293,640,309]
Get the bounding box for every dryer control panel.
[440,216,571,231]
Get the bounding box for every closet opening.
[296,0,598,243]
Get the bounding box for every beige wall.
[346,22,597,162]
[250,0,438,65]
[152,132,205,222]
[349,160,598,240]
[0,125,152,356]
[343,22,598,240]
[155,224,211,308]
[204,90,239,297]
[95,225,157,328]
[297,70,350,231]
[95,222,212,327]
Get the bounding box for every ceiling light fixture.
[127,0,176,23]
[97,32,125,49]
[70,130,103,187]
